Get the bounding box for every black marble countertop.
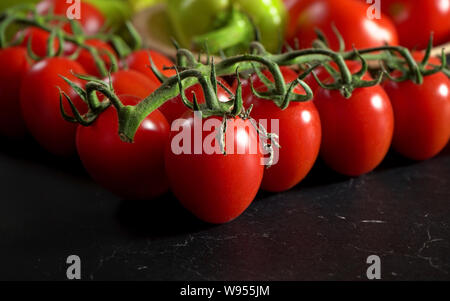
[0,138,449,281]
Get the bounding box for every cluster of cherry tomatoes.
[0,0,449,225]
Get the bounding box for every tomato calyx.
[384,35,449,82]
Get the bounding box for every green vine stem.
[60,44,432,144]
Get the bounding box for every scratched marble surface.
[0,137,449,281]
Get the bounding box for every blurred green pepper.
[0,0,38,12]
[85,0,133,28]
[167,0,286,54]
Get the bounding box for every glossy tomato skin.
[77,95,170,200]
[20,57,87,156]
[103,70,160,100]
[124,50,176,85]
[314,84,394,176]
[72,40,117,77]
[160,78,232,124]
[382,73,450,161]
[0,47,31,138]
[242,67,322,192]
[381,0,450,49]
[19,27,60,58]
[165,112,264,224]
[288,0,398,50]
[37,0,105,35]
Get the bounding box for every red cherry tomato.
[18,27,60,58]
[165,112,264,224]
[288,0,399,51]
[314,81,394,176]
[124,50,176,84]
[20,57,87,156]
[37,0,105,35]
[382,53,450,160]
[380,0,450,49]
[71,39,117,77]
[0,47,31,138]
[77,95,170,200]
[159,78,232,124]
[241,67,322,192]
[103,70,160,100]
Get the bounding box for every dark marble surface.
[0,137,449,281]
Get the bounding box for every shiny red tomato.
[37,0,105,35]
[18,27,60,58]
[380,0,450,49]
[69,39,117,77]
[314,81,394,176]
[77,95,170,200]
[0,47,31,138]
[159,78,232,124]
[103,70,160,100]
[124,50,176,84]
[382,53,450,160]
[165,112,264,224]
[242,67,322,192]
[20,57,87,156]
[288,0,399,50]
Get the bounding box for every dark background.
[0,135,449,281]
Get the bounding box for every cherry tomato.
[103,70,160,100]
[314,81,394,176]
[241,67,322,192]
[20,57,87,156]
[77,95,170,200]
[159,78,232,124]
[382,53,450,160]
[288,0,399,51]
[0,47,31,138]
[124,50,176,85]
[37,0,105,35]
[69,39,117,77]
[18,27,60,58]
[380,0,450,49]
[165,112,264,224]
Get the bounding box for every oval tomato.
[242,67,322,192]
[18,27,60,58]
[288,0,399,50]
[20,57,87,156]
[381,0,450,49]
[314,82,394,176]
[103,69,160,100]
[165,112,264,224]
[37,0,105,35]
[0,47,31,138]
[124,50,176,85]
[382,53,450,160]
[77,95,170,200]
[159,78,232,124]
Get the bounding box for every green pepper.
[166,0,286,54]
